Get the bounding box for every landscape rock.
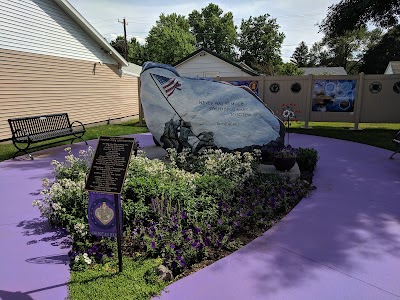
[157,265,173,282]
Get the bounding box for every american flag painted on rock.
[151,74,182,97]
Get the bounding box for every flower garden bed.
[34,144,318,293]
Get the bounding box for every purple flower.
[179,259,186,267]
[151,241,156,249]
[218,219,223,225]
[181,211,187,219]
[194,227,201,234]
[170,243,175,249]
[171,261,177,269]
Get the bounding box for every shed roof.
[173,48,259,76]
[54,0,128,67]
[385,61,400,74]
[300,67,347,75]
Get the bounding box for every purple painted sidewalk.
[0,133,157,300]
[155,134,400,300]
[1,133,400,299]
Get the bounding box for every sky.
[68,0,342,62]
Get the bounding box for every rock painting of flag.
[151,74,182,97]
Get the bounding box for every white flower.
[75,255,80,262]
[32,200,41,207]
[84,257,92,265]
[52,202,61,211]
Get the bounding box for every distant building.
[0,0,140,141]
[300,67,347,75]
[384,61,400,74]
[173,48,259,78]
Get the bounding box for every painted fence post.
[353,72,364,130]
[138,78,144,126]
[302,74,313,128]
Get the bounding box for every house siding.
[0,49,139,140]
[0,0,115,64]
[175,52,253,77]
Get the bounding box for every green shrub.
[296,147,319,173]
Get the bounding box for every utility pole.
[118,17,128,61]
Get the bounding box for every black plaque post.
[114,194,123,272]
[85,136,137,273]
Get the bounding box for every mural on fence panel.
[228,80,259,96]
[312,80,357,112]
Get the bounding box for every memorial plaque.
[85,136,135,194]
[88,192,122,237]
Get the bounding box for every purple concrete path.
[0,133,156,300]
[155,134,400,300]
[1,133,399,300]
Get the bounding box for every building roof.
[54,0,128,67]
[385,61,400,74]
[300,67,347,75]
[173,48,259,76]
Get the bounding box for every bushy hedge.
[34,145,318,275]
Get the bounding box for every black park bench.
[389,131,400,159]
[8,113,87,159]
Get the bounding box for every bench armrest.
[70,120,86,131]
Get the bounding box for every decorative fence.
[200,74,400,129]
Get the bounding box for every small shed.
[173,48,258,78]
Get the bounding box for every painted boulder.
[140,62,285,154]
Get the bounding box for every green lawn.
[289,122,400,152]
[68,257,167,300]
[0,120,148,162]
[1,121,398,162]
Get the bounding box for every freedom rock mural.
[140,62,285,154]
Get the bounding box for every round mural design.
[393,81,400,94]
[369,82,382,93]
[291,82,302,93]
[270,83,280,93]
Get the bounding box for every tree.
[144,13,196,65]
[321,26,382,72]
[189,3,237,60]
[238,14,285,74]
[308,42,330,67]
[360,25,400,74]
[290,41,309,67]
[110,36,146,65]
[320,0,400,38]
[276,62,304,76]
[306,27,382,74]
[110,36,126,59]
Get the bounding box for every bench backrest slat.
[8,113,72,138]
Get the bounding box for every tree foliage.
[145,13,196,65]
[321,26,382,72]
[110,36,146,65]
[276,62,304,76]
[360,25,400,74]
[189,3,237,60]
[297,27,382,74]
[320,0,400,38]
[238,14,285,74]
[291,41,309,67]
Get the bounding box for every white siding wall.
[0,0,115,64]
[175,51,253,77]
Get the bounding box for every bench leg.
[71,135,88,145]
